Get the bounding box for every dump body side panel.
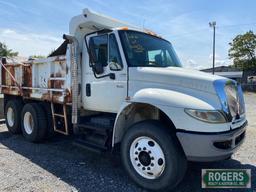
[0,54,72,104]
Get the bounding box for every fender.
[112,101,130,147]
[112,88,218,146]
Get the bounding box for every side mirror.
[92,62,104,74]
[109,61,122,71]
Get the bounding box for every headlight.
[185,109,227,123]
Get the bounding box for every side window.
[89,35,108,67]
[109,34,123,71]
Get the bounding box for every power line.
[168,22,256,39]
[169,28,209,38]
[218,22,256,28]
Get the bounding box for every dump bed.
[0,55,72,104]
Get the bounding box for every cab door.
[83,32,127,113]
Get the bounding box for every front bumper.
[176,121,247,162]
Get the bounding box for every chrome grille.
[225,81,245,117]
[237,84,245,115]
[225,83,238,117]
[214,79,245,120]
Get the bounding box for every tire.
[21,103,47,142]
[39,102,54,138]
[4,100,23,134]
[121,120,187,191]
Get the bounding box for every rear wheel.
[5,100,23,134]
[39,102,54,138]
[21,103,47,142]
[121,120,187,191]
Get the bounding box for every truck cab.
[1,8,247,191]
[82,28,183,112]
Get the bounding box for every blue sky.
[0,0,256,69]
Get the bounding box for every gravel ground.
[0,93,255,192]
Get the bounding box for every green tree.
[229,30,256,70]
[0,42,18,57]
[30,55,46,59]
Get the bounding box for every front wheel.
[121,120,187,191]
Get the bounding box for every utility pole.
[209,21,216,75]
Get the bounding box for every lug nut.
[143,147,146,150]
[151,157,154,160]
[138,147,141,151]
[148,151,151,154]
[135,157,138,161]
[135,151,138,155]
[147,167,150,170]
[142,167,145,170]
[137,163,141,167]
[151,163,154,167]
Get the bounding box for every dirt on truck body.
[0,56,72,104]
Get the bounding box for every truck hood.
[129,67,226,94]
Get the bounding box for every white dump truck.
[0,9,247,191]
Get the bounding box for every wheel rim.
[23,112,34,135]
[7,107,14,127]
[129,136,166,179]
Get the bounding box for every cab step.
[77,113,115,135]
[77,122,112,135]
[73,113,115,152]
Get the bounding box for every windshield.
[119,30,182,67]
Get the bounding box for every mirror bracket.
[109,73,115,80]
[92,63,104,75]
[92,71,115,80]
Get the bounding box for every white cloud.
[0,28,62,57]
[209,53,219,60]
[215,59,231,66]
[208,53,231,67]
[185,59,204,70]
[0,0,17,9]
[187,59,197,66]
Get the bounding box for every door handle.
[116,84,124,88]
[86,84,91,96]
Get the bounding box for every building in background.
[201,66,256,91]
[201,66,243,82]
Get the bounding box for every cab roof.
[69,8,139,36]
[68,9,160,49]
